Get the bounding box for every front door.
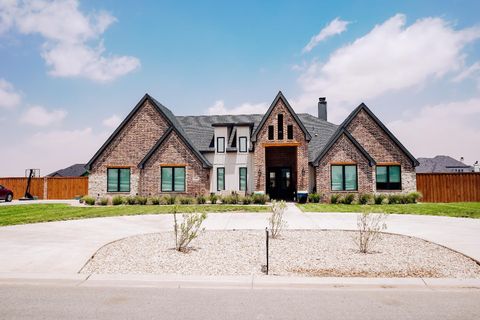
[267,167,293,200]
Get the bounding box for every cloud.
[102,114,121,128]
[0,0,140,82]
[19,105,67,126]
[453,61,480,83]
[302,17,350,53]
[0,127,108,176]
[388,98,480,164]
[295,14,480,121]
[0,78,21,108]
[207,100,269,115]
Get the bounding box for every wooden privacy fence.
[416,173,480,203]
[0,177,88,200]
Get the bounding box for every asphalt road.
[1,285,479,320]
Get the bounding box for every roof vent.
[318,97,327,121]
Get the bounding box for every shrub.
[373,194,386,205]
[308,193,320,203]
[126,196,137,205]
[82,196,95,206]
[112,196,124,206]
[98,197,109,206]
[241,195,252,205]
[196,195,206,204]
[135,196,147,205]
[173,206,207,252]
[223,194,239,204]
[387,194,402,204]
[150,197,160,205]
[209,194,218,204]
[341,194,356,205]
[358,193,372,205]
[252,193,269,205]
[354,208,387,254]
[269,200,287,239]
[178,196,194,205]
[406,192,422,204]
[330,194,341,204]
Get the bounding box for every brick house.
[86,91,418,201]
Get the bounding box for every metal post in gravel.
[265,227,269,275]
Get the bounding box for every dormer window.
[239,136,247,152]
[217,137,225,153]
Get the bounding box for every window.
[268,125,274,140]
[161,167,185,192]
[239,136,247,152]
[287,125,293,139]
[217,167,225,191]
[376,165,401,190]
[107,168,130,192]
[217,137,225,153]
[277,114,284,140]
[239,167,247,191]
[331,165,357,191]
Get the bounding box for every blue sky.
[1,0,480,176]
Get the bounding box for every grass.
[297,202,480,219]
[0,204,269,226]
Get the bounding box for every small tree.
[173,205,207,252]
[269,200,287,239]
[354,208,387,254]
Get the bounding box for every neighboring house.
[416,156,474,173]
[47,164,88,177]
[86,92,418,201]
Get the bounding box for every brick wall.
[140,130,210,196]
[253,98,309,193]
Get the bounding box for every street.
[0,284,479,320]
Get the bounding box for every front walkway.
[0,203,479,274]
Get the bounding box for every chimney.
[318,97,327,121]
[460,157,464,163]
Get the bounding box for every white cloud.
[388,98,480,164]
[19,105,67,126]
[0,0,140,82]
[453,61,480,83]
[295,14,480,121]
[207,100,269,115]
[0,78,21,108]
[0,127,108,176]
[102,114,121,128]
[302,17,350,53]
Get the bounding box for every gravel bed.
[81,230,480,278]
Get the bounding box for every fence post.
[43,177,48,200]
[265,227,269,275]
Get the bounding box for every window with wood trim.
[107,168,130,192]
[331,165,357,191]
[217,167,225,191]
[268,125,274,140]
[217,137,225,153]
[287,125,293,139]
[376,165,401,190]
[239,167,247,191]
[277,114,284,140]
[239,136,247,152]
[161,167,185,192]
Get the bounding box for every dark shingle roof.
[47,164,87,177]
[416,156,473,173]
[176,113,338,162]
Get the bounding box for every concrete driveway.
[0,204,479,274]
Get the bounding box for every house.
[86,92,418,201]
[47,164,88,177]
[416,156,474,173]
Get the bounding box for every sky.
[1,0,480,176]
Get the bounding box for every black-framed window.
[217,167,225,191]
[107,168,130,192]
[217,137,225,153]
[287,125,293,139]
[268,125,274,140]
[331,165,357,191]
[376,165,401,190]
[278,114,284,140]
[239,136,247,152]
[239,167,247,191]
[161,167,185,192]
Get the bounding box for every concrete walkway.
[0,203,479,275]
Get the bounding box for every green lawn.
[297,202,480,218]
[0,204,269,226]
